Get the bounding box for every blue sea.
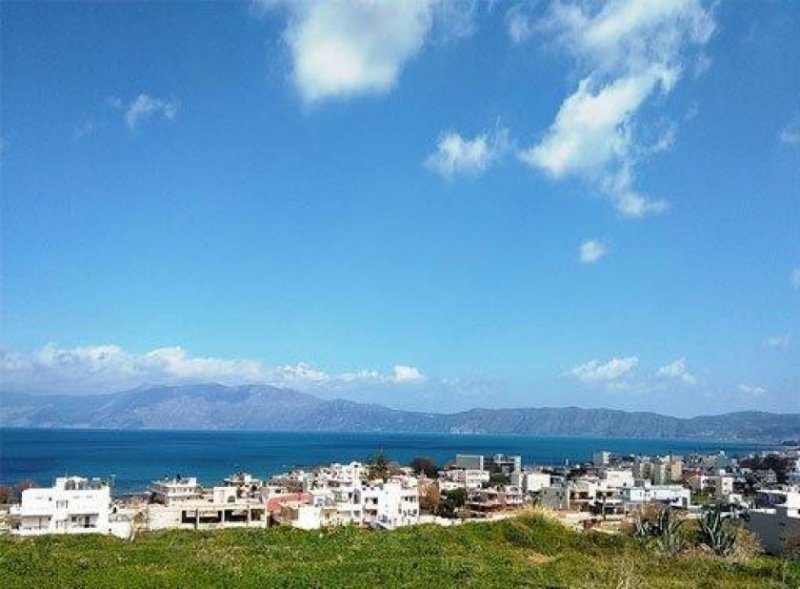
[0,428,769,495]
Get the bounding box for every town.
[3,445,799,557]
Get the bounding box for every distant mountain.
[2,384,799,442]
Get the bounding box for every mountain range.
[2,384,799,442]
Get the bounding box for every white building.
[150,476,201,506]
[621,484,691,509]
[361,477,420,529]
[441,468,490,490]
[601,469,635,489]
[511,471,551,493]
[13,476,128,538]
[745,489,800,555]
[593,451,611,466]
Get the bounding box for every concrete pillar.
[220,510,225,524]
[195,509,199,529]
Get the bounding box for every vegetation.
[634,506,685,555]
[366,451,391,481]
[1,514,798,588]
[436,488,467,519]
[697,506,737,556]
[409,456,439,478]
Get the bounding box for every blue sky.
[1,1,798,416]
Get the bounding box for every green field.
[1,514,798,588]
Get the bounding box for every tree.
[367,451,390,481]
[489,472,510,486]
[437,488,467,519]
[419,482,441,514]
[409,456,438,478]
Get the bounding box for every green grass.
[1,514,798,588]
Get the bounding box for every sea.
[0,428,770,495]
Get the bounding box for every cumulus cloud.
[762,333,791,349]
[124,94,180,130]
[579,239,608,263]
[425,126,509,179]
[0,344,426,395]
[392,364,426,383]
[261,0,475,105]
[569,356,638,384]
[656,357,696,385]
[518,0,714,217]
[738,383,765,396]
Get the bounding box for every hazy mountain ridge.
[2,384,799,441]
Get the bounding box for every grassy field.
[1,514,798,588]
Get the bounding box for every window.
[56,500,68,509]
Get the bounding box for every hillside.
[0,514,797,588]
[2,384,799,441]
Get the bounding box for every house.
[146,476,267,531]
[621,484,691,509]
[150,476,201,506]
[744,489,800,555]
[441,468,490,490]
[13,476,129,538]
[511,471,551,493]
[466,486,524,516]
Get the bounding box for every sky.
[1,0,799,417]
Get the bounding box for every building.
[360,477,420,529]
[593,451,611,466]
[621,484,691,509]
[487,454,522,474]
[744,490,800,555]
[441,468,490,490]
[511,471,551,493]
[466,486,524,516]
[150,476,201,506]
[540,485,570,510]
[601,469,634,489]
[147,476,268,531]
[454,454,484,471]
[13,476,129,538]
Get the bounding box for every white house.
[150,476,201,506]
[441,468,490,490]
[13,476,127,537]
[621,484,691,509]
[361,477,419,529]
[511,471,551,493]
[744,489,800,555]
[601,469,635,489]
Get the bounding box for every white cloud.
[505,3,538,44]
[793,267,800,290]
[569,356,638,384]
[579,239,608,263]
[762,333,791,349]
[425,126,509,179]
[392,364,426,383]
[0,344,425,395]
[262,0,459,105]
[779,116,800,145]
[73,120,96,141]
[738,383,765,396]
[124,94,180,130]
[656,357,696,385]
[519,0,714,217]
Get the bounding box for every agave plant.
[697,506,736,556]
[634,506,685,555]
